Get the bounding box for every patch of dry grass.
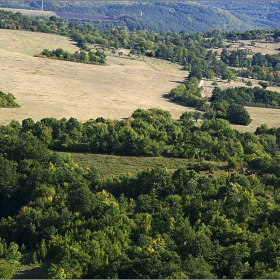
[1,7,57,18]
[213,39,280,56]
[0,29,279,133]
[0,29,187,125]
[0,29,78,56]
[201,78,280,132]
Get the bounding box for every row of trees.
[221,49,280,83]
[38,48,106,65]
[17,108,278,169]
[223,26,280,42]
[1,115,280,278]
[211,86,280,108]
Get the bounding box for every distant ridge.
[0,1,280,33]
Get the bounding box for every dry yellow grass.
[0,29,78,56]
[0,29,279,132]
[232,40,280,56]
[0,7,57,18]
[213,40,280,56]
[201,78,280,132]
[0,29,188,125]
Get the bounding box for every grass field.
[66,152,192,178]
[64,152,223,179]
[0,29,189,126]
[1,7,57,18]
[0,29,279,133]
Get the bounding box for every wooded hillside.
[1,1,280,33]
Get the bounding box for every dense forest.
[1,109,280,278]
[1,7,280,279]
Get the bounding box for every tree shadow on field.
[162,93,171,100]
[170,79,187,84]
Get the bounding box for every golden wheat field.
[0,29,279,132]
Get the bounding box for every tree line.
[38,48,106,65]
[17,108,279,171]
[221,49,280,83]
[211,86,280,108]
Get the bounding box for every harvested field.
[0,29,188,125]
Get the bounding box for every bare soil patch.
[0,30,188,125]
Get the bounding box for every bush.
[227,104,251,125]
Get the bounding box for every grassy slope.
[66,152,224,179]
[0,29,187,125]
[0,27,279,130]
[67,152,192,178]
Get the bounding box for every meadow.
[67,152,218,179]
[0,29,279,133]
[0,29,188,125]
